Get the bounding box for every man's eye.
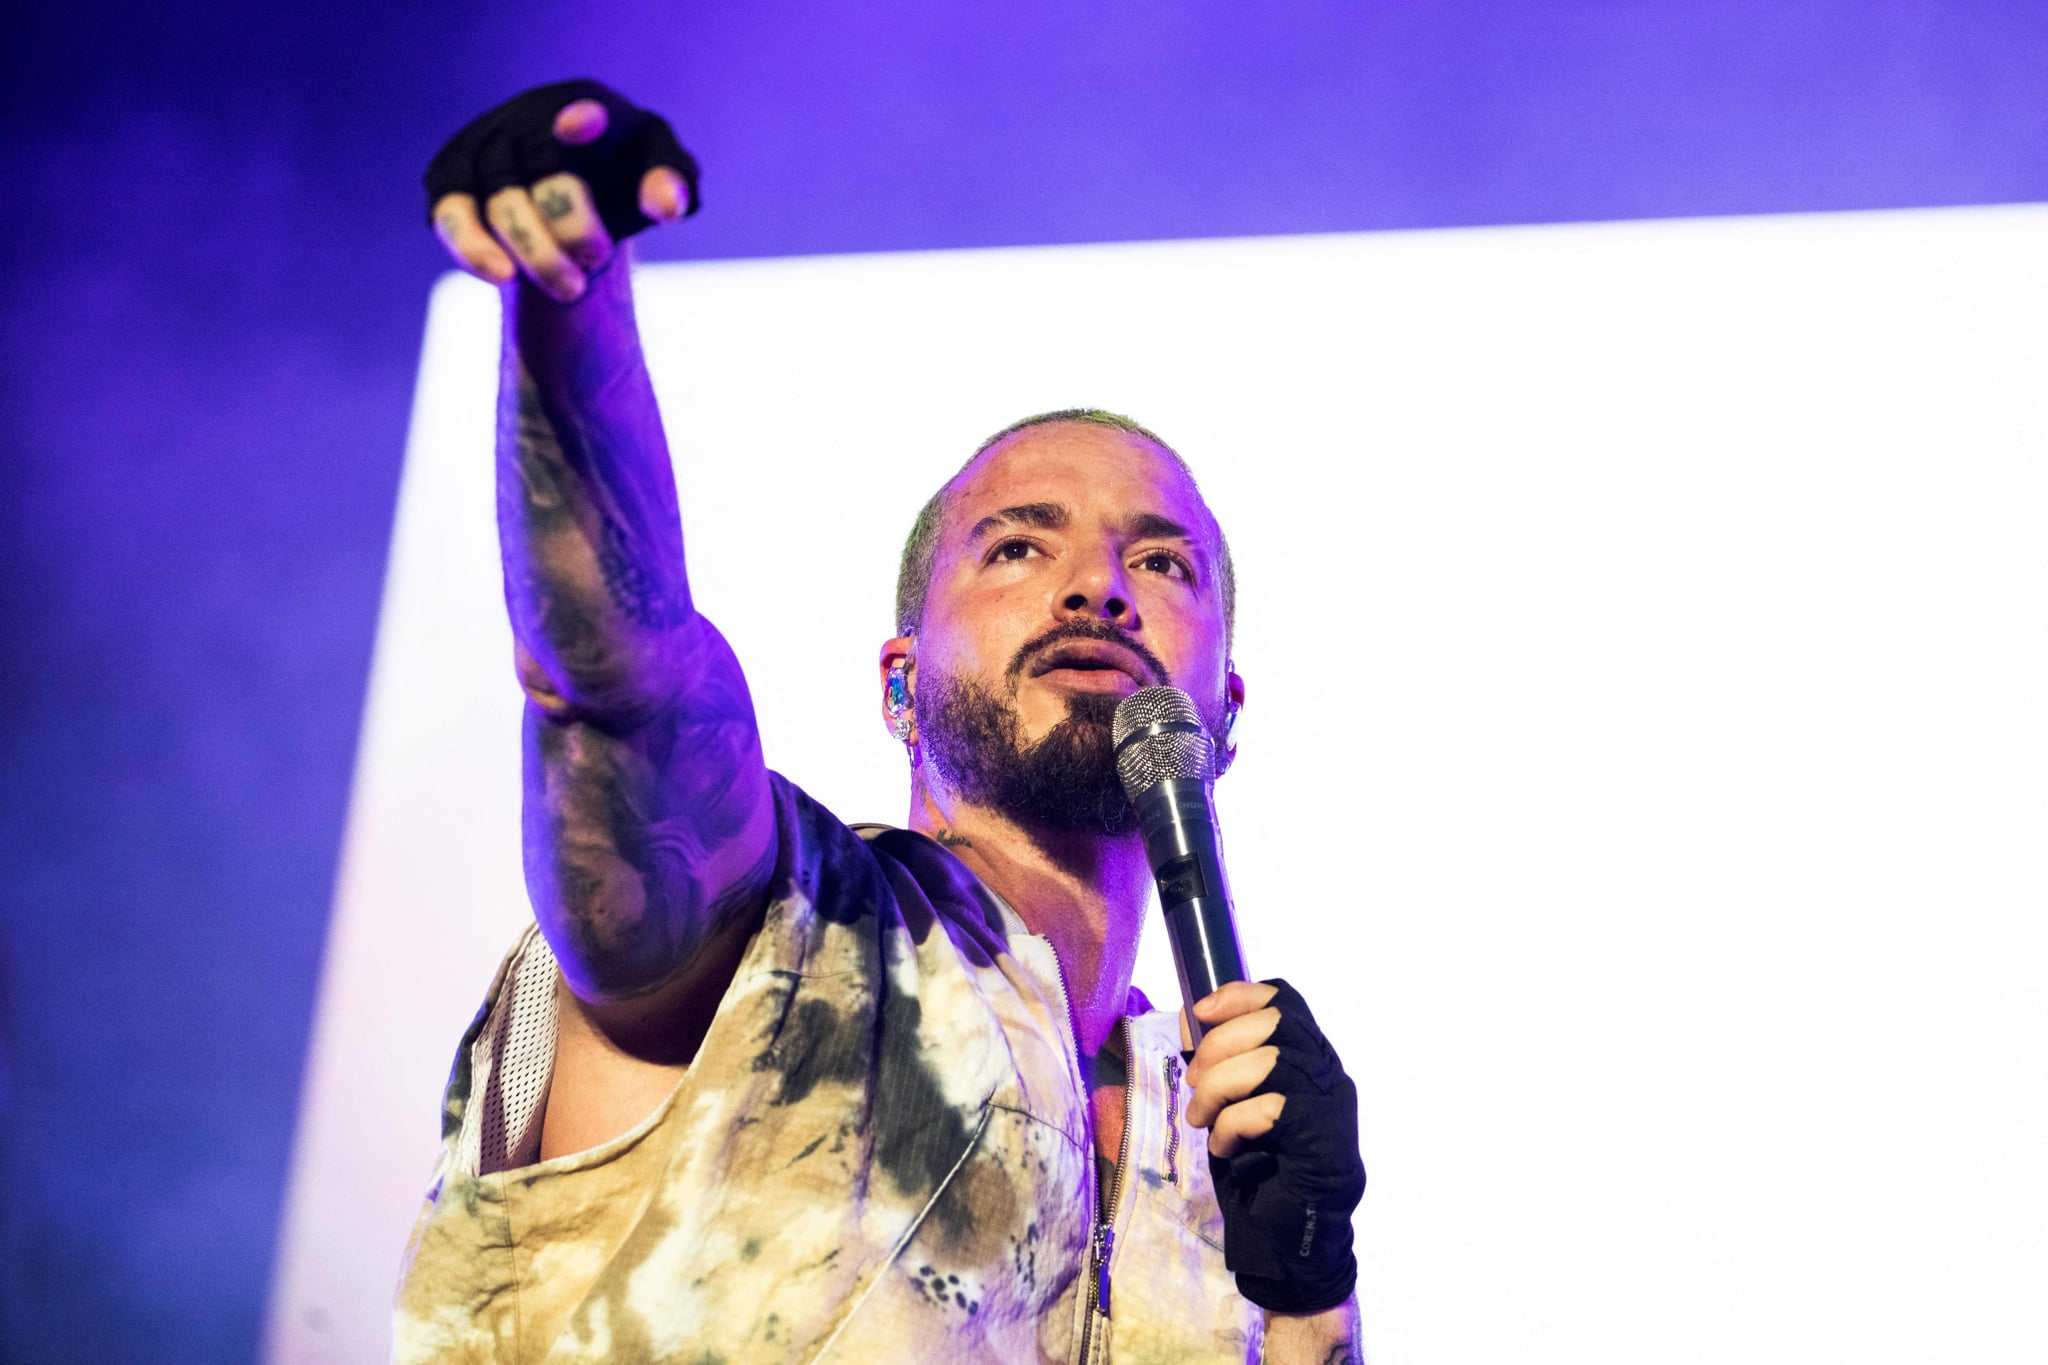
[1137,551,1192,580]
[992,539,1038,562]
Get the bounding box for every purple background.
[1,3,2042,1359]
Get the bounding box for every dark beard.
[920,673,1136,837]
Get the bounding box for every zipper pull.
[1092,1222,1115,1318]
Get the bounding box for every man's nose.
[1056,550,1136,625]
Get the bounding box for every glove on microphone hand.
[1192,978,1367,1315]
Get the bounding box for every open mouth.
[1027,640,1155,690]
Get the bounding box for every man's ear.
[878,635,916,744]
[1218,664,1247,773]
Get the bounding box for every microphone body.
[1114,687,1246,1044]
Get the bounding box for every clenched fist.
[424,80,700,301]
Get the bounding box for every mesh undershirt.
[454,931,561,1176]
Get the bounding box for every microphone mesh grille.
[1111,685,1202,744]
[1113,686,1216,794]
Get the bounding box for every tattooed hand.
[427,81,699,301]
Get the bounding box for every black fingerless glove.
[423,79,701,242]
[1207,978,1367,1315]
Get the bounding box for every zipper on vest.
[1162,1053,1183,1184]
[1080,1016,1133,1362]
[1036,937,1129,1364]
[1034,938,1095,1359]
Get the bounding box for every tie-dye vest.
[394,775,1262,1362]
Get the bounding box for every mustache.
[1005,618,1171,689]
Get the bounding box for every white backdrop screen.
[270,206,2048,1363]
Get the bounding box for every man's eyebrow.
[1125,511,1194,542]
[967,502,1069,542]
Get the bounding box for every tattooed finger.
[485,186,587,301]
[529,172,614,274]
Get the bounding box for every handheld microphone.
[1113,686,1246,1045]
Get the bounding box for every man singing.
[396,81,1367,1363]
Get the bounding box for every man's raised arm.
[428,84,777,1017]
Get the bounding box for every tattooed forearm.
[598,515,690,628]
[499,356,691,707]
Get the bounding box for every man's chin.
[1016,705,1133,836]
[1064,691,1121,727]
[1009,690,1117,750]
